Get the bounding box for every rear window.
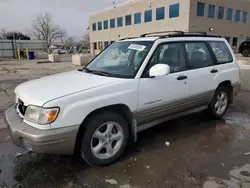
[208,41,233,64]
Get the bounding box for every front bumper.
[4,105,79,155]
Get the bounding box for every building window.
[104,20,108,29]
[169,3,179,18]
[92,23,96,31]
[134,12,141,24]
[104,41,109,48]
[243,12,248,23]
[125,15,131,26]
[225,36,231,43]
[227,8,233,21]
[208,4,215,18]
[218,6,224,19]
[232,37,238,46]
[197,2,205,17]
[156,7,165,20]
[235,10,241,22]
[98,22,102,30]
[117,17,123,27]
[94,42,97,50]
[110,18,115,28]
[144,10,152,22]
[99,42,103,51]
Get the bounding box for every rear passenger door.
[184,41,218,107]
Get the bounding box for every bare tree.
[31,12,67,49]
[80,33,90,48]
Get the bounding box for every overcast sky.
[0,0,126,39]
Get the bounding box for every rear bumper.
[4,105,79,155]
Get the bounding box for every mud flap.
[131,119,137,142]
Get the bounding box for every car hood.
[15,70,123,106]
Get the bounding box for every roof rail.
[184,31,207,35]
[140,31,184,37]
[119,37,138,41]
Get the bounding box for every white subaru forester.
[4,31,241,166]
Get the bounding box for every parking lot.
[1,59,250,188]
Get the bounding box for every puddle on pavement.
[203,164,250,188]
[224,111,250,128]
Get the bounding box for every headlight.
[25,105,59,125]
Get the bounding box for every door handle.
[211,69,218,73]
[177,75,187,80]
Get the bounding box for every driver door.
[137,42,190,125]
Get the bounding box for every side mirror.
[149,64,170,77]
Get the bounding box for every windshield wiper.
[91,70,110,76]
[82,67,110,76]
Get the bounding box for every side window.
[185,42,214,69]
[208,41,233,63]
[143,43,186,77]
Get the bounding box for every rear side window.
[184,42,214,69]
[208,41,233,64]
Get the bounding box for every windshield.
[86,41,153,78]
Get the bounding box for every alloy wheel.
[90,122,124,160]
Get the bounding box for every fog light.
[20,138,33,151]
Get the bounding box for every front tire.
[80,111,129,167]
[209,86,230,118]
[241,49,250,57]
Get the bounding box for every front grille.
[17,99,27,116]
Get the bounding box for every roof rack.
[140,30,221,38]
[140,31,184,37]
[119,37,139,41]
[184,31,207,35]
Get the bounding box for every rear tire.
[208,86,230,118]
[241,49,250,57]
[80,111,129,167]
